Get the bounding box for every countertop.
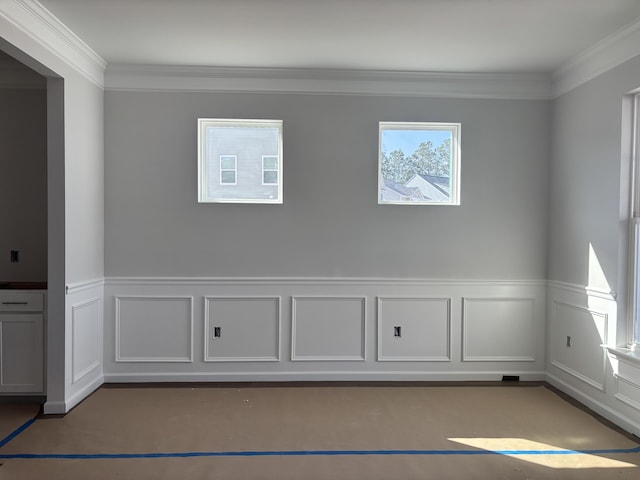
[0,282,47,290]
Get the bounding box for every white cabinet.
[0,292,44,393]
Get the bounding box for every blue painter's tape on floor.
[1,445,639,460]
[0,418,36,449]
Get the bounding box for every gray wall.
[545,54,640,436]
[548,54,640,295]
[0,87,47,282]
[63,71,105,283]
[105,91,550,279]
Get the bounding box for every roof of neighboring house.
[416,174,450,195]
[382,178,425,199]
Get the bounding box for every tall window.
[198,119,283,203]
[378,122,461,205]
[630,93,640,350]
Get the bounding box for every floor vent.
[501,375,520,382]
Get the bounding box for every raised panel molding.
[115,296,193,363]
[71,297,101,384]
[549,300,607,392]
[204,297,281,362]
[291,296,366,361]
[104,277,545,381]
[615,375,640,412]
[610,354,640,412]
[377,297,451,361]
[462,297,536,362]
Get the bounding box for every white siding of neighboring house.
[206,126,279,200]
[405,175,449,201]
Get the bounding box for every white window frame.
[378,122,461,206]
[629,93,640,351]
[197,118,283,204]
[262,155,278,185]
[219,155,237,185]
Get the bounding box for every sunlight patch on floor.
[448,438,637,469]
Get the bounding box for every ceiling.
[35,0,640,74]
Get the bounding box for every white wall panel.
[462,298,536,361]
[377,297,451,361]
[550,300,607,391]
[613,357,640,411]
[204,297,280,362]
[292,296,366,361]
[116,296,193,362]
[545,283,640,438]
[71,297,101,383]
[616,377,640,412]
[103,278,545,382]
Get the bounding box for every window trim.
[219,155,237,185]
[378,121,461,206]
[262,155,278,185]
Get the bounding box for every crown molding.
[105,64,552,100]
[0,0,106,87]
[8,0,639,98]
[552,17,640,97]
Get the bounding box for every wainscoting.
[44,279,104,414]
[546,281,640,437]
[103,277,546,382]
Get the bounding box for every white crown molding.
[105,64,552,100]
[552,17,640,97]
[0,0,106,87]
[3,1,640,99]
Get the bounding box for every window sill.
[607,346,640,367]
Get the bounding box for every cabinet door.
[0,314,44,393]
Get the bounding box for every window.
[378,122,460,205]
[198,118,283,203]
[629,93,640,351]
[262,155,278,185]
[219,155,237,184]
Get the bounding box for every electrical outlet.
[214,326,221,338]
[10,250,19,263]
[566,336,571,348]
[394,326,401,337]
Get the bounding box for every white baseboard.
[66,375,103,411]
[42,400,66,415]
[43,375,103,415]
[104,371,547,383]
[546,372,640,437]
